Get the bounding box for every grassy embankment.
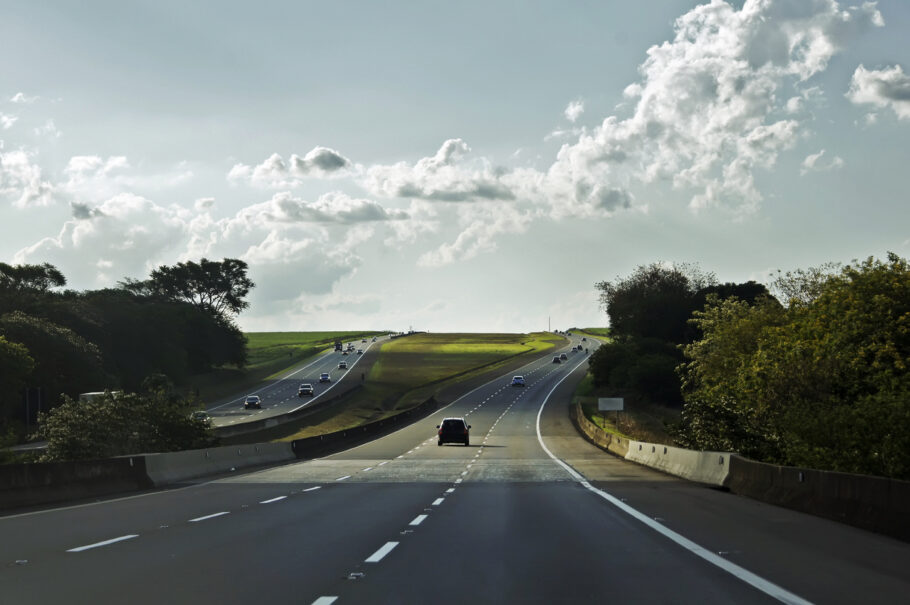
[277,332,562,440]
[190,331,386,403]
[570,326,678,444]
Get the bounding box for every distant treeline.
[0,259,252,438]
[590,254,910,480]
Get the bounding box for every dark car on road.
[244,395,261,409]
[552,356,561,364]
[437,417,471,446]
[319,373,331,383]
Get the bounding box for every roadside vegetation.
[0,258,252,448]
[278,332,561,439]
[583,253,910,480]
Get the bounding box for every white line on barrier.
[365,541,398,563]
[335,475,351,482]
[533,358,811,605]
[67,534,138,552]
[189,511,230,523]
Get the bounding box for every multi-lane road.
[2,337,909,604]
[205,335,386,428]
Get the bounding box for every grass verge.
[276,332,562,440]
[188,331,387,404]
[572,373,679,444]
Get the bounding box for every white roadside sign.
[598,397,624,411]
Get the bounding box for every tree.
[123,258,254,319]
[677,254,910,479]
[0,262,66,293]
[596,262,716,343]
[0,336,35,429]
[36,389,216,461]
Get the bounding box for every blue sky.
[2,1,909,332]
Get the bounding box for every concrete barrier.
[0,457,151,511]
[571,403,630,458]
[727,455,910,541]
[143,442,295,486]
[625,440,730,487]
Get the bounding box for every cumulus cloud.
[0,150,54,207]
[10,92,38,104]
[364,139,517,202]
[15,193,191,285]
[1,114,18,129]
[800,149,844,175]
[34,119,61,138]
[564,100,585,122]
[417,203,535,267]
[60,155,191,200]
[846,64,910,120]
[544,0,883,214]
[228,146,353,188]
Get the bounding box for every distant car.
[510,376,525,387]
[582,337,587,341]
[362,339,367,343]
[190,410,209,421]
[552,356,561,364]
[298,383,314,397]
[339,361,348,369]
[319,373,331,383]
[560,353,568,360]
[244,395,261,409]
[357,349,363,355]
[437,417,471,446]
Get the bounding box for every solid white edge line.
[260,496,287,504]
[188,511,230,523]
[311,597,338,605]
[534,357,811,605]
[410,514,428,526]
[365,541,399,563]
[66,534,139,552]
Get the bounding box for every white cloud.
[228,146,353,188]
[564,100,585,122]
[34,119,61,138]
[846,64,910,120]
[800,149,844,175]
[0,149,54,207]
[14,193,191,285]
[417,203,535,267]
[194,197,215,211]
[544,0,883,215]
[1,114,18,129]
[364,139,517,202]
[60,155,191,201]
[10,92,38,104]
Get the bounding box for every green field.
[190,331,387,403]
[277,332,562,439]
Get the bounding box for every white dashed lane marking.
[410,514,428,526]
[67,535,139,553]
[188,511,230,523]
[432,498,445,506]
[365,541,399,563]
[303,486,321,492]
[260,496,286,504]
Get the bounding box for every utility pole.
[548,315,550,332]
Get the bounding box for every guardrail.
[571,403,910,542]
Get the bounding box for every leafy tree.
[0,336,35,429]
[0,262,66,293]
[36,389,216,461]
[596,262,716,343]
[0,311,110,403]
[677,254,910,479]
[123,258,254,319]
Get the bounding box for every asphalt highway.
[2,337,908,604]
[205,335,387,428]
